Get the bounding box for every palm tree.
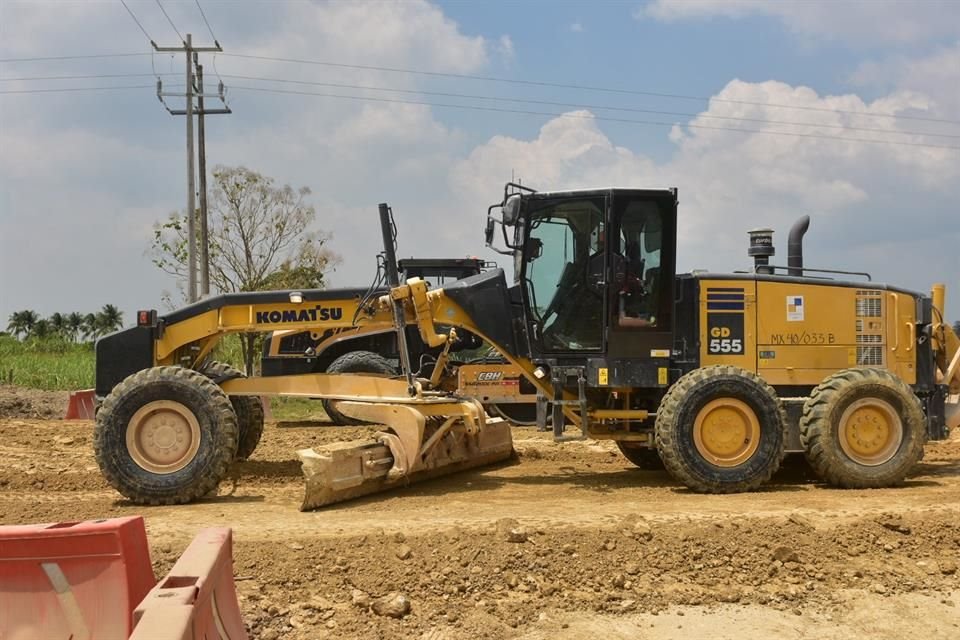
[95,304,124,335]
[6,310,39,340]
[49,312,67,338]
[31,318,52,340]
[67,312,84,342]
[81,313,99,341]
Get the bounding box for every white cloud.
[496,35,515,61]
[450,80,960,314]
[638,0,960,46]
[849,42,960,116]
[570,22,584,33]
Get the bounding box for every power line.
[0,85,156,94]
[194,0,218,44]
[219,74,960,141]
[0,73,177,81]
[155,0,185,43]
[228,85,960,151]
[222,53,960,126]
[0,53,150,63]
[120,0,155,44]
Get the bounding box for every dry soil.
[1,386,958,639]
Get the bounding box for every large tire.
[800,367,926,488]
[200,361,264,460]
[94,366,238,505]
[322,351,397,425]
[655,365,787,493]
[617,442,665,470]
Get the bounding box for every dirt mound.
[0,385,68,419]
[1,418,958,639]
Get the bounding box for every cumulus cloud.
[637,0,960,47]
[450,80,960,313]
[0,0,497,319]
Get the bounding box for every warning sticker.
[787,295,805,322]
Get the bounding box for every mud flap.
[297,404,514,511]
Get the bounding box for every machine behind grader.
[93,187,960,509]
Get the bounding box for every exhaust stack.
[788,215,810,277]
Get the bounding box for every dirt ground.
[1,387,959,639]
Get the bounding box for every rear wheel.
[200,361,264,460]
[94,366,238,505]
[655,366,787,493]
[323,351,398,425]
[617,442,664,470]
[800,367,925,488]
[489,403,539,426]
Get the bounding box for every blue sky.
[1,0,958,323]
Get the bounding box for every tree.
[954,320,960,336]
[49,312,67,338]
[67,312,85,342]
[31,318,52,340]
[6,310,38,340]
[96,304,124,335]
[152,165,338,373]
[81,313,99,341]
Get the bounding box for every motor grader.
[93,187,960,509]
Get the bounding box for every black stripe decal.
[707,302,746,310]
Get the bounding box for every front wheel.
[655,366,787,493]
[94,366,239,505]
[322,351,398,425]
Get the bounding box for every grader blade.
[297,401,514,511]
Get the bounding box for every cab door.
[605,192,677,374]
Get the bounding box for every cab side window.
[614,201,664,329]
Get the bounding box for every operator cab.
[487,185,678,383]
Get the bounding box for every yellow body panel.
[700,279,917,386]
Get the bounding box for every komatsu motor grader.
[93,187,960,509]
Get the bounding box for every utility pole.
[196,60,210,297]
[154,33,227,302]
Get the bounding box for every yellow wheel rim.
[126,400,201,474]
[838,398,902,466]
[693,398,761,467]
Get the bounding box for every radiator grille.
[856,296,882,317]
[855,291,884,367]
[857,346,884,366]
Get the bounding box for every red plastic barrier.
[65,389,96,420]
[131,527,248,640]
[0,516,155,640]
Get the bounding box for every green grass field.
[0,336,95,390]
[0,335,323,420]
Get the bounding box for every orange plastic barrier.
[131,527,248,640]
[65,388,96,420]
[0,516,155,640]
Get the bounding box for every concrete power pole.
[154,33,226,302]
[196,61,210,297]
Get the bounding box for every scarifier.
[92,186,960,509]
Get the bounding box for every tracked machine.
[93,187,960,509]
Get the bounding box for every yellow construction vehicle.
[93,189,960,509]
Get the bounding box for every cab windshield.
[522,197,605,351]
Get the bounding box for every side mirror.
[527,237,543,261]
[484,217,496,246]
[502,194,522,225]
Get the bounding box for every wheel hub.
[839,398,902,466]
[693,398,760,467]
[126,400,201,474]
